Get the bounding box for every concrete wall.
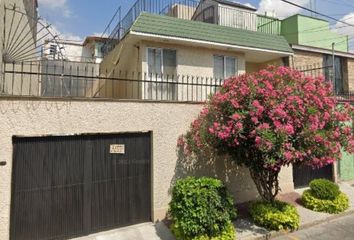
[0,99,295,239]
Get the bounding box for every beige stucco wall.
[0,99,295,239]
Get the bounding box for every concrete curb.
[240,210,354,240]
[298,209,354,230]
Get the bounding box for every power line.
[280,0,354,27]
[272,14,354,38]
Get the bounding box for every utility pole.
[332,42,336,94]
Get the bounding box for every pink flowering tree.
[178,66,354,202]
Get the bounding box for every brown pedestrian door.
[10,133,151,240]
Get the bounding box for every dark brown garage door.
[10,132,151,240]
[293,163,333,188]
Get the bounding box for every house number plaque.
[110,144,125,154]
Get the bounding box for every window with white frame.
[146,48,177,100]
[213,55,237,79]
[147,48,176,75]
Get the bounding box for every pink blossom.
[179,66,354,174]
[284,124,295,135]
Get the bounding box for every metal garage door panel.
[11,136,86,240]
[90,133,151,232]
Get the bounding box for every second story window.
[213,55,237,79]
[146,47,177,100]
[147,48,176,76]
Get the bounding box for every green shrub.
[169,177,237,239]
[302,190,349,214]
[309,179,340,200]
[171,222,235,240]
[249,200,300,231]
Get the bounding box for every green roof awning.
[130,13,293,54]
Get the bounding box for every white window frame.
[146,47,177,75]
[145,47,178,100]
[213,55,238,79]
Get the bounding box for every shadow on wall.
[170,145,260,204]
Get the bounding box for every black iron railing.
[101,0,280,56]
[1,61,223,102]
[297,64,354,102]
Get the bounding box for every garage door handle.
[0,161,6,166]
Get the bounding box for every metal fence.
[296,64,354,102]
[1,61,223,102]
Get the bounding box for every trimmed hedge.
[169,177,236,240]
[171,222,235,240]
[309,179,340,200]
[249,200,300,231]
[302,190,349,214]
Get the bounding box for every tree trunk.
[249,168,280,202]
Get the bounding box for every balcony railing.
[101,0,281,56]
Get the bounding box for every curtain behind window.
[323,55,343,94]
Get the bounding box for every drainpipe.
[332,42,339,183]
[332,42,336,94]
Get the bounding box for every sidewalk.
[72,181,354,240]
[235,181,354,240]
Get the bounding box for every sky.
[37,0,354,46]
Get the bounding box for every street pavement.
[273,213,354,240]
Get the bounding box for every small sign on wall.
[110,144,125,154]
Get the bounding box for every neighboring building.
[0,0,39,95]
[276,14,354,185]
[281,14,348,52]
[290,45,354,95]
[279,14,353,95]
[42,36,106,63]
